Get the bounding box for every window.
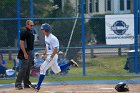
[120,0,124,11]
[107,0,111,11]
[84,0,87,13]
[105,0,111,11]
[89,0,93,13]
[127,0,130,10]
[95,0,99,12]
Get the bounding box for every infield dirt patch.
[0,84,140,93]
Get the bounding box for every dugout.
[126,50,140,73]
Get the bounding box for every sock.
[37,74,45,88]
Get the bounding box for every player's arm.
[43,43,48,59]
[43,48,47,55]
[51,37,59,59]
[51,47,58,58]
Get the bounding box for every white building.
[69,0,132,16]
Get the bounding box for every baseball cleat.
[34,86,40,92]
[24,85,30,88]
[29,84,36,89]
[70,59,79,67]
[15,85,23,90]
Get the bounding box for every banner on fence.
[105,14,134,45]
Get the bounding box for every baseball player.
[35,23,61,92]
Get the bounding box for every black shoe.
[35,86,40,92]
[70,59,79,67]
[15,85,23,90]
[24,84,36,89]
[29,84,36,89]
[24,85,30,88]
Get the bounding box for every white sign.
[105,14,134,45]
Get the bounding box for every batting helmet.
[41,23,51,32]
[115,82,129,92]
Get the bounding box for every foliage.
[89,15,106,44]
[50,0,92,60]
[0,0,54,47]
[0,0,17,47]
[0,27,8,47]
[51,0,82,60]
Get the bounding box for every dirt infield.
[0,84,140,93]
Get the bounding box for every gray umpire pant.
[15,50,34,87]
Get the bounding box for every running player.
[35,23,61,92]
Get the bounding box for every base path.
[0,80,140,93]
[0,84,140,93]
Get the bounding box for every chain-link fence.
[0,0,140,78]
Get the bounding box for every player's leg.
[50,63,67,75]
[50,60,78,74]
[70,59,79,67]
[51,63,61,74]
[59,63,71,73]
[35,60,49,91]
[35,56,55,92]
[51,55,61,75]
[58,59,78,74]
[60,59,78,70]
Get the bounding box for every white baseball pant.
[40,54,61,75]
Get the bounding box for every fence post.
[118,48,121,56]
[89,42,94,58]
[8,46,12,61]
[30,0,34,18]
[81,0,86,76]
[91,47,94,58]
[134,0,139,74]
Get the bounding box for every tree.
[51,0,92,60]
[0,27,8,47]
[0,0,17,47]
[89,15,106,44]
[0,0,54,47]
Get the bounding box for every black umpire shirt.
[20,27,34,51]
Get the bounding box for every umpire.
[15,20,35,90]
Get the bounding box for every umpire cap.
[41,23,51,32]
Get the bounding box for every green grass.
[3,56,15,69]
[68,56,129,75]
[85,56,129,74]
[4,55,129,75]
[1,55,140,84]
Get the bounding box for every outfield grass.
[3,55,128,75]
[68,55,129,75]
[1,55,139,84]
